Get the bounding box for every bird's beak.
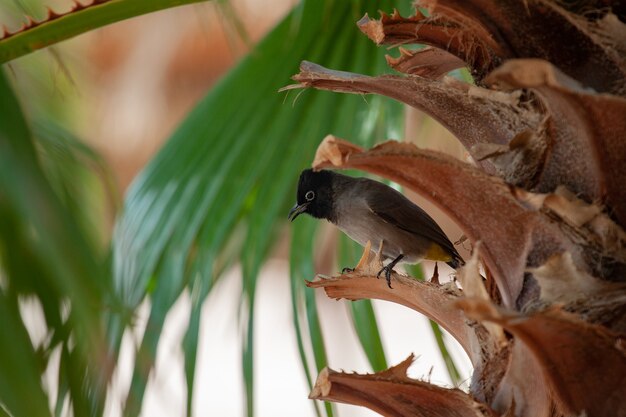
[288,202,309,222]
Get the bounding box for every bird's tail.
[446,250,465,269]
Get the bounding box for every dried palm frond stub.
[311,355,498,417]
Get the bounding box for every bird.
[288,169,463,288]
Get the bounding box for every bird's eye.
[305,191,315,201]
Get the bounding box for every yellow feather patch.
[424,243,452,262]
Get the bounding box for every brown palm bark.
[287,1,626,416]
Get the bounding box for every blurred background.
[0,0,472,416]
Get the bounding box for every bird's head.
[288,169,335,222]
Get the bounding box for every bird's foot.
[376,254,404,289]
[341,267,355,274]
[376,265,394,289]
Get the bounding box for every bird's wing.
[363,180,461,262]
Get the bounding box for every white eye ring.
[305,191,315,201]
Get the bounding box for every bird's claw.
[341,267,355,274]
[376,266,393,289]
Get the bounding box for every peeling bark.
[456,246,505,345]
[529,252,626,304]
[459,299,626,417]
[514,186,626,282]
[357,10,501,81]
[471,121,549,191]
[488,341,552,417]
[386,47,466,79]
[486,59,626,227]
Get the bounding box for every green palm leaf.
[0,69,112,416]
[0,0,211,64]
[113,0,410,415]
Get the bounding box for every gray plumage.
[332,173,460,264]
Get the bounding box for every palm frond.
[0,68,113,416]
[113,0,409,415]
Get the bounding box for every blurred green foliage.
[0,0,464,416]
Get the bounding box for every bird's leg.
[377,254,404,289]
